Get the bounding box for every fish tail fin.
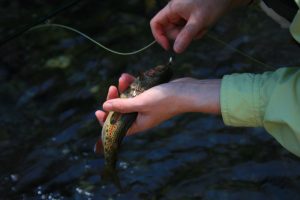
[101,166,124,192]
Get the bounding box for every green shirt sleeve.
[221,68,300,157]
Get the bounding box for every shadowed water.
[1,0,300,199]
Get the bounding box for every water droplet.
[10,174,18,182]
[82,152,89,156]
[62,148,70,155]
[119,161,129,169]
[84,191,93,197]
[73,156,79,160]
[76,187,83,194]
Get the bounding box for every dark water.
[1,1,300,199]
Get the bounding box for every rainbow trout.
[94,64,172,188]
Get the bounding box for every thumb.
[103,98,141,113]
[173,17,200,53]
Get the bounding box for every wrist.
[179,79,221,115]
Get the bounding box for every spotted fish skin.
[96,64,172,186]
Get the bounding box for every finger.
[174,17,200,53]
[164,14,186,40]
[107,85,119,100]
[150,6,171,50]
[126,117,145,136]
[95,110,107,126]
[126,121,139,136]
[103,97,142,113]
[118,73,135,93]
[164,24,182,41]
[194,29,208,40]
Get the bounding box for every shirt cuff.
[221,73,264,127]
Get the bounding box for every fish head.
[140,65,172,87]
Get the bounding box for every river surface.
[1,1,300,199]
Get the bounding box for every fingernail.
[103,102,112,110]
[174,40,181,53]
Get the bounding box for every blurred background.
[0,0,300,199]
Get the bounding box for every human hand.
[150,0,249,53]
[95,73,135,126]
[95,73,221,135]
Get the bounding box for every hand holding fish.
[95,73,221,135]
[150,0,252,53]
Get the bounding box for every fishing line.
[28,23,157,56]
[0,0,82,47]
[206,33,275,70]
[0,0,274,67]
[28,23,273,68]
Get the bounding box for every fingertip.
[108,85,117,93]
[104,97,139,113]
[103,101,113,111]
[119,74,135,93]
[174,20,200,54]
[153,29,170,50]
[119,73,135,83]
[173,44,184,54]
[107,85,118,100]
[174,34,189,53]
[150,20,170,50]
[160,37,170,51]
[95,110,106,126]
[95,110,101,116]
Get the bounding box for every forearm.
[173,78,221,115]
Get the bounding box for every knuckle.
[169,0,186,12]
[184,23,198,37]
[134,99,145,110]
[168,0,176,10]
[116,103,125,113]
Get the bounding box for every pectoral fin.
[110,112,121,124]
[94,138,103,154]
